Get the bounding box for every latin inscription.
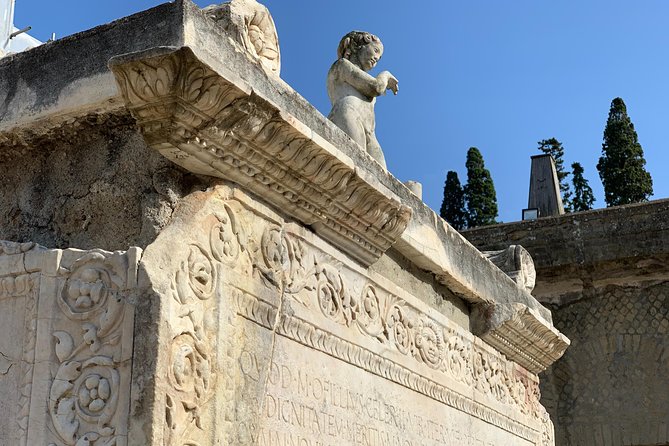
[236,341,532,446]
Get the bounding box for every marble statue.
[205,0,281,74]
[327,31,398,170]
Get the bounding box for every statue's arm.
[335,60,399,98]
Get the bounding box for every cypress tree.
[596,97,653,206]
[570,162,595,212]
[464,147,498,227]
[537,138,572,211]
[440,171,467,230]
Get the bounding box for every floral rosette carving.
[509,376,528,412]
[166,232,221,444]
[471,351,515,406]
[173,245,217,304]
[60,253,124,319]
[444,335,473,384]
[488,360,509,403]
[257,226,290,287]
[473,351,492,395]
[387,305,412,355]
[48,251,131,445]
[355,285,386,341]
[50,332,121,446]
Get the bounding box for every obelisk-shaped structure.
[527,154,564,218]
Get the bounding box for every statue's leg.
[366,132,387,170]
[329,107,366,150]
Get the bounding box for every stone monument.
[0,1,568,445]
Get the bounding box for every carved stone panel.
[0,241,140,446]
[0,243,39,446]
[137,184,557,445]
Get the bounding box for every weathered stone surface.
[0,0,560,339]
[0,112,207,251]
[135,184,556,445]
[541,282,669,446]
[464,200,669,446]
[204,0,281,74]
[109,45,412,267]
[463,199,669,303]
[483,245,536,293]
[0,241,139,446]
[0,2,182,132]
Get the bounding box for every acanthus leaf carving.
[47,249,134,446]
[164,215,231,445]
[211,202,248,265]
[0,274,33,298]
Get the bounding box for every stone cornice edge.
[109,46,411,266]
[477,303,570,373]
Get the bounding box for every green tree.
[570,162,595,212]
[464,147,498,227]
[537,138,572,211]
[596,97,653,206]
[440,171,467,230]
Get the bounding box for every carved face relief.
[357,41,383,71]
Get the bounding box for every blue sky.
[14,1,669,223]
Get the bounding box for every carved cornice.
[110,47,411,266]
[478,303,570,374]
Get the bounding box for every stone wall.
[464,200,669,446]
[542,282,669,445]
[0,112,207,250]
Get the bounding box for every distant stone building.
[464,199,669,446]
